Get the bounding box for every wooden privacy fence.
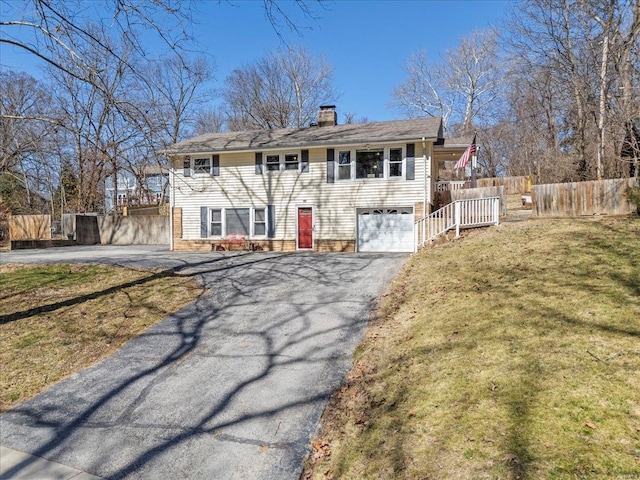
[477,176,532,194]
[9,215,51,240]
[451,185,507,215]
[533,177,637,217]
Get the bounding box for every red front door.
[297,207,313,249]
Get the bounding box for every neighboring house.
[166,106,466,252]
[104,165,169,213]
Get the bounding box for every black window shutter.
[212,155,220,176]
[255,152,263,174]
[326,148,335,183]
[183,156,191,177]
[267,205,276,238]
[301,149,309,173]
[406,143,415,180]
[200,206,208,238]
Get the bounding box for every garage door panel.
[357,207,414,252]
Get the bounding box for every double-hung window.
[337,151,352,180]
[194,157,211,174]
[389,148,403,177]
[266,155,280,172]
[254,208,266,236]
[210,209,222,236]
[284,154,299,170]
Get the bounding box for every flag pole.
[471,147,478,188]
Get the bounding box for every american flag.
[454,134,477,170]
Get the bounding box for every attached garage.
[356,207,415,252]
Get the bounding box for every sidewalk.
[0,446,102,480]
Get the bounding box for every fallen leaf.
[586,422,596,429]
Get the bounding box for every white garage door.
[357,207,414,252]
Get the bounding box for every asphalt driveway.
[0,247,407,479]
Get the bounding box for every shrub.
[625,180,640,215]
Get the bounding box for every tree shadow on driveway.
[0,252,406,479]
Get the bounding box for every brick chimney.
[318,105,337,127]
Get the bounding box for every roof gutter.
[165,135,441,158]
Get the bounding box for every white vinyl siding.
[173,142,432,243]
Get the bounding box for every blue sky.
[1,0,512,122]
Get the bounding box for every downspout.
[422,137,427,216]
[422,137,427,247]
[169,155,174,251]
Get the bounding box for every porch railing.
[436,180,468,192]
[415,197,500,251]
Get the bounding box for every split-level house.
[166,106,465,252]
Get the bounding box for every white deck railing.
[436,181,468,192]
[415,197,500,251]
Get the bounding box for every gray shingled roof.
[434,136,475,149]
[166,117,444,155]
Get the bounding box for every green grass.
[0,263,202,412]
[304,217,640,480]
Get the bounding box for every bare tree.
[1,0,324,211]
[391,29,502,135]
[223,45,338,130]
[136,54,215,147]
[0,71,62,212]
[391,51,453,130]
[506,0,640,181]
[445,29,503,134]
[0,1,194,92]
[193,108,226,135]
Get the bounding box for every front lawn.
[0,263,202,412]
[304,216,640,479]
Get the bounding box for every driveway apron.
[0,248,407,479]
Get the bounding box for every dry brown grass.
[0,263,202,412]
[304,216,640,480]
